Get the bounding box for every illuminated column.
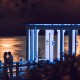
[45,30,51,60]
[49,30,54,62]
[76,30,78,56]
[57,30,65,61]
[28,29,30,60]
[26,29,29,61]
[30,29,34,62]
[60,30,65,60]
[72,30,77,55]
[34,29,40,62]
[57,30,60,60]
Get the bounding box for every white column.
[62,30,65,52]
[36,30,40,62]
[49,30,54,62]
[34,29,40,62]
[72,30,76,55]
[28,29,30,60]
[45,30,51,60]
[57,30,60,60]
[57,30,65,61]
[62,30,65,60]
[30,29,34,62]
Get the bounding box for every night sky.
[0,0,80,36]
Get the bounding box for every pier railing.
[0,61,37,80]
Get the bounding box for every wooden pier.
[0,61,37,80]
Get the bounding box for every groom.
[7,51,13,72]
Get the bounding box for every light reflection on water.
[0,36,26,62]
[0,35,80,62]
[64,35,80,56]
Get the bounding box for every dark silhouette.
[3,52,8,64]
[7,51,13,80]
[7,51,13,65]
[7,51,13,71]
[3,52,9,80]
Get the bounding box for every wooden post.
[20,59,22,72]
[3,63,7,72]
[27,61,30,69]
[9,63,13,80]
[3,63,8,80]
[33,60,36,69]
[16,62,19,80]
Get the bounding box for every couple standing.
[4,51,13,67]
[3,51,13,80]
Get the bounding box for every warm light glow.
[64,35,80,57]
[76,36,80,56]
[1,44,12,47]
[76,50,80,56]
[0,38,18,54]
[0,37,26,62]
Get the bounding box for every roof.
[26,24,80,30]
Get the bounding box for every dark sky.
[0,0,80,36]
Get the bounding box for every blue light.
[63,24,69,25]
[53,24,59,25]
[77,24,80,25]
[43,24,52,26]
[58,24,62,25]
[67,24,71,25]
[28,24,80,27]
[29,24,52,26]
[30,24,69,26]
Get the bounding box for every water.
[0,36,26,62]
[0,35,80,62]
